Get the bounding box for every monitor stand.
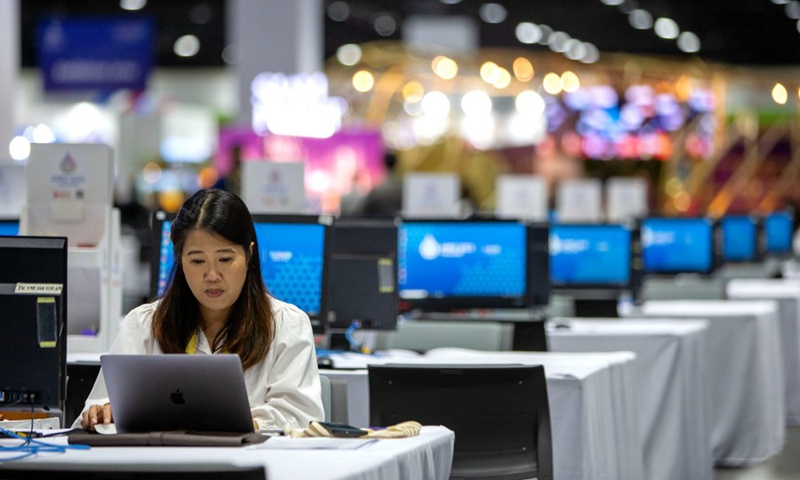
[573,299,619,318]
[511,320,548,351]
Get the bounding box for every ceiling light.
[629,9,653,30]
[374,15,397,36]
[120,0,146,11]
[336,44,362,66]
[654,18,680,39]
[538,25,553,45]
[787,1,800,19]
[513,57,534,81]
[580,43,600,63]
[677,32,701,53]
[549,31,571,52]
[352,70,374,92]
[174,35,200,57]
[479,3,507,23]
[565,40,587,60]
[773,83,788,104]
[327,1,350,22]
[516,22,543,44]
[542,73,562,95]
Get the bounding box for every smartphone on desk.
[316,421,368,438]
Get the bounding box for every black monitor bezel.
[327,217,399,331]
[549,222,643,301]
[397,217,547,312]
[640,215,722,276]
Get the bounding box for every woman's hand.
[81,403,113,432]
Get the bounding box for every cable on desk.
[0,403,90,464]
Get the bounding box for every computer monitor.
[0,236,68,415]
[549,223,643,309]
[641,217,720,275]
[721,215,763,263]
[328,218,398,331]
[764,211,794,256]
[0,220,20,236]
[252,214,332,332]
[397,219,548,311]
[150,211,332,333]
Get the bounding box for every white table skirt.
[547,318,713,480]
[324,349,643,480]
[0,426,455,480]
[625,299,785,467]
[727,278,800,426]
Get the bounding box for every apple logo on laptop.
[170,389,186,405]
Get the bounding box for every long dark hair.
[153,188,275,370]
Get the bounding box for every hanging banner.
[37,16,155,93]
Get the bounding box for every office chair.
[368,364,552,480]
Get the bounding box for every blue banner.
[37,16,155,93]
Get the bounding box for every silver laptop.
[100,354,254,434]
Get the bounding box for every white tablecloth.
[0,426,455,480]
[625,299,785,466]
[324,349,643,480]
[547,318,713,480]
[727,278,800,426]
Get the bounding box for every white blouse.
[73,296,325,430]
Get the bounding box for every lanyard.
[185,331,199,354]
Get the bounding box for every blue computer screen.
[0,221,19,236]
[156,221,326,316]
[642,218,713,273]
[254,222,326,316]
[764,212,793,254]
[721,215,757,262]
[398,222,526,299]
[550,224,631,285]
[156,220,174,297]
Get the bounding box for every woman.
[78,188,324,431]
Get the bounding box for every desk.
[324,349,643,480]
[0,426,455,480]
[727,278,800,426]
[625,300,785,466]
[547,318,713,480]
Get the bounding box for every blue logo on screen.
[550,225,630,285]
[642,218,712,273]
[398,223,526,299]
[765,213,793,253]
[722,216,756,262]
[157,221,326,316]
